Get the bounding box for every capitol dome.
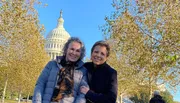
[45,10,70,60]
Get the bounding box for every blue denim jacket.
[33,56,88,103]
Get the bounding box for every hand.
[80,86,89,94]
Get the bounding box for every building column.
[50,52,52,59]
[52,53,54,60]
[54,53,56,59]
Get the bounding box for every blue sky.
[37,0,114,58]
[36,0,180,102]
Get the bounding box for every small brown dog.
[51,68,74,102]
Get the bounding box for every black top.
[84,62,117,103]
[149,95,165,103]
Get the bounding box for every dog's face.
[52,67,74,102]
[52,72,74,102]
[59,67,74,91]
[59,75,73,91]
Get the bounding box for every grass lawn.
[4,99,31,103]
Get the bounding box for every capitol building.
[45,10,70,60]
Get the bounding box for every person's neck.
[93,62,106,69]
[61,56,75,67]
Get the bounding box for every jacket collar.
[93,62,106,69]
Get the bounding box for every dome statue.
[45,10,70,60]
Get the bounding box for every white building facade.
[45,11,70,60]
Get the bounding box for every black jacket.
[84,62,117,103]
[149,95,165,103]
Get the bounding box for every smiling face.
[65,41,81,62]
[91,45,108,65]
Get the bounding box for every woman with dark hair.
[33,37,88,103]
[80,40,118,103]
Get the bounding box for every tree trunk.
[116,96,120,103]
[17,90,22,103]
[149,85,152,100]
[120,94,123,103]
[1,78,8,103]
[10,91,12,100]
[26,92,30,103]
[148,77,153,101]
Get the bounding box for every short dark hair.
[62,37,85,60]
[91,40,110,57]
